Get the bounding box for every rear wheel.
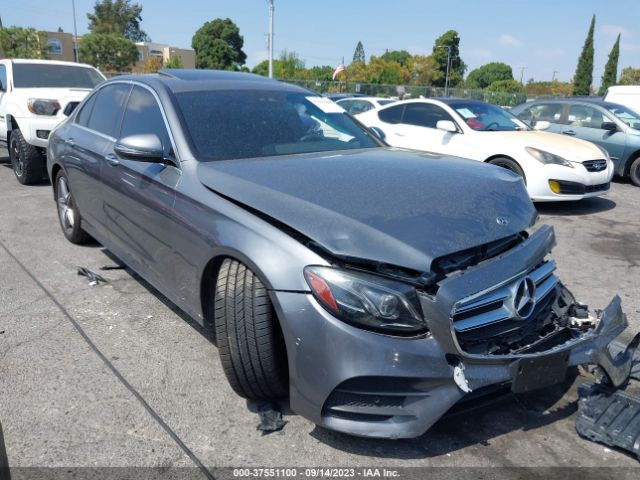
[54,170,91,244]
[9,129,45,185]
[630,156,640,187]
[214,258,289,400]
[488,156,526,181]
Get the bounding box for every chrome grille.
[583,159,607,172]
[452,260,558,332]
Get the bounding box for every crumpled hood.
[197,148,537,273]
[487,130,603,161]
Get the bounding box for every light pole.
[267,0,274,78]
[519,66,527,85]
[71,0,79,62]
[552,70,558,81]
[435,45,452,96]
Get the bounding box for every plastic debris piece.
[100,264,126,271]
[77,266,107,286]
[576,382,640,460]
[256,402,286,435]
[453,363,472,393]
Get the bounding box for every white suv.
[0,59,105,184]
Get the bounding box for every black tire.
[9,129,45,185]
[214,258,289,400]
[630,156,640,187]
[54,170,91,244]
[488,156,526,181]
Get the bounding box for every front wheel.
[54,170,90,244]
[214,258,289,400]
[630,157,640,187]
[488,156,526,181]
[9,129,45,185]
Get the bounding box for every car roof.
[521,97,627,110]
[8,58,97,69]
[336,96,391,102]
[108,69,312,95]
[431,97,490,107]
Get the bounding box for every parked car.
[604,85,640,114]
[0,59,105,184]
[325,93,365,101]
[358,98,615,201]
[336,96,395,115]
[511,98,640,186]
[47,70,634,439]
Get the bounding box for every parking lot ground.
[0,148,639,474]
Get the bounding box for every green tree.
[486,79,522,93]
[408,55,440,85]
[598,34,621,95]
[164,54,183,69]
[368,56,410,85]
[87,0,149,42]
[431,30,466,87]
[465,62,513,89]
[525,80,573,96]
[380,50,411,67]
[303,65,334,82]
[352,41,365,64]
[619,67,640,85]
[251,60,269,76]
[79,33,139,72]
[192,18,246,70]
[572,14,595,96]
[0,26,49,59]
[276,50,305,78]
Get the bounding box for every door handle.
[562,130,576,136]
[64,138,75,147]
[105,153,120,166]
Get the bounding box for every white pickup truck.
[0,59,105,184]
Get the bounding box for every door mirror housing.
[601,121,619,132]
[436,120,458,133]
[369,126,386,141]
[533,121,551,131]
[114,134,165,162]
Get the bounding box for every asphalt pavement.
[1,149,639,476]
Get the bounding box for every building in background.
[42,32,194,70]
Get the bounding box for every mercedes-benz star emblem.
[496,216,509,226]
[513,277,536,319]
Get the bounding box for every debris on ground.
[255,402,287,435]
[77,267,107,286]
[100,264,126,271]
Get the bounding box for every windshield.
[452,102,528,131]
[176,90,381,161]
[605,104,640,129]
[377,99,395,106]
[13,64,104,89]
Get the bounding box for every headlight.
[525,146,574,168]
[27,98,61,116]
[595,144,611,161]
[304,266,427,335]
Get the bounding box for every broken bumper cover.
[273,289,633,439]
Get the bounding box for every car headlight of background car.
[304,266,427,335]
[27,98,61,116]
[525,146,574,168]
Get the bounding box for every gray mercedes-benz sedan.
[47,70,637,439]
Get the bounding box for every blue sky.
[5,0,640,84]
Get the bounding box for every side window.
[402,103,454,128]
[87,83,131,137]
[0,65,7,91]
[378,104,405,124]
[120,86,172,157]
[75,93,98,127]
[338,100,354,113]
[523,103,564,124]
[567,104,608,129]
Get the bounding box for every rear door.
[563,104,627,161]
[99,85,180,291]
[61,83,131,234]
[392,102,462,155]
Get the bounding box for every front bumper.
[526,161,614,202]
[271,226,635,439]
[14,115,66,148]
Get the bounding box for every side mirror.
[369,126,386,141]
[533,121,550,131]
[601,121,619,132]
[436,120,458,133]
[114,134,164,162]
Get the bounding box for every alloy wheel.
[57,176,75,232]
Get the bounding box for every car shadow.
[535,197,616,216]
[309,369,581,459]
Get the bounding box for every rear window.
[175,90,380,161]
[12,64,104,89]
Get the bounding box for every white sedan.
[336,96,395,115]
[358,98,614,201]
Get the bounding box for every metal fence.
[283,79,528,107]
